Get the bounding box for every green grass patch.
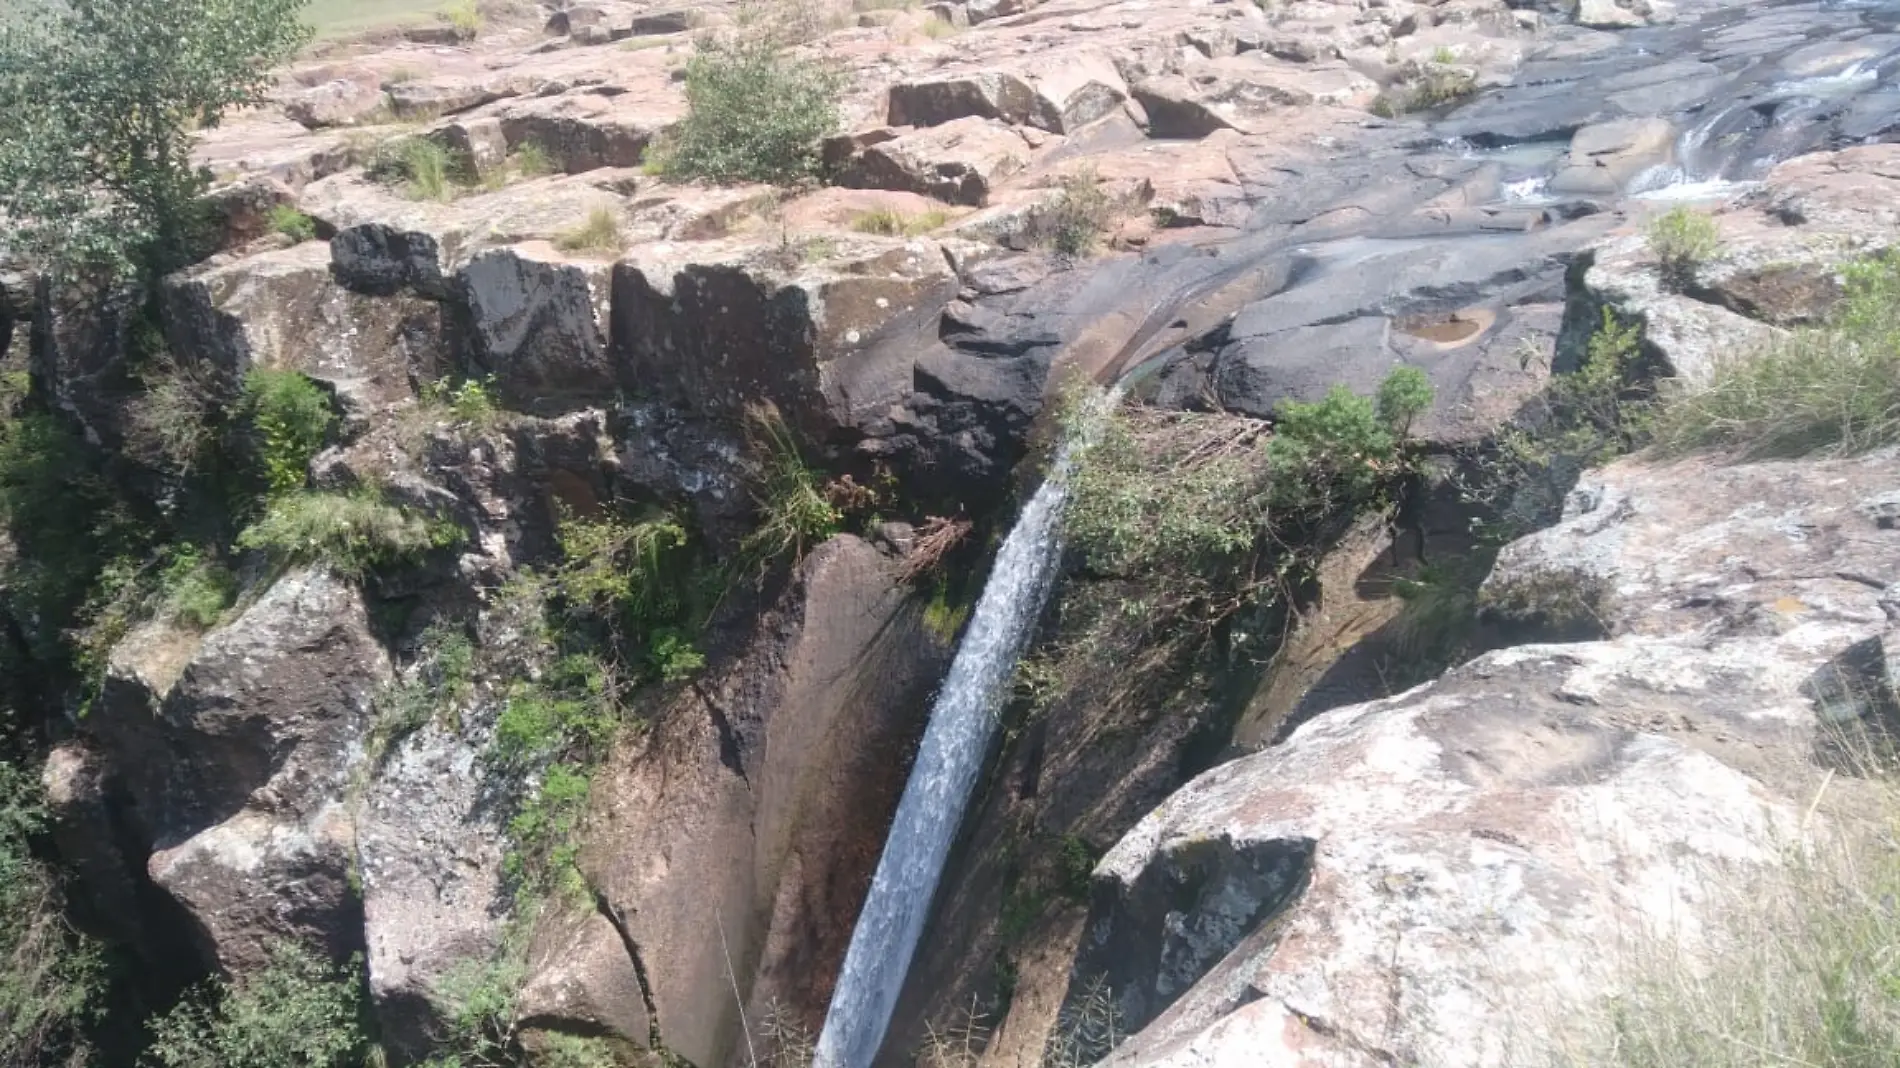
[1646,205,1722,291]
[236,488,463,578]
[553,208,624,256]
[849,206,948,236]
[1654,250,1900,459]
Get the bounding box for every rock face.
[518,535,952,1066]
[282,65,388,129]
[849,118,1032,206]
[87,569,391,974]
[1085,450,1900,1068]
[457,248,615,411]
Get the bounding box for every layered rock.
[518,535,953,1066]
[1087,448,1900,1068]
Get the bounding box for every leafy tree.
[0,0,311,276]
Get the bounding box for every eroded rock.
[850,117,1033,206]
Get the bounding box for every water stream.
[812,401,1110,1068]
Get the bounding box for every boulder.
[456,247,615,411]
[496,95,666,173]
[519,536,953,1067]
[282,64,388,129]
[162,241,445,414]
[197,175,301,252]
[850,117,1033,206]
[629,9,693,34]
[86,569,391,975]
[611,239,960,445]
[387,75,533,120]
[1087,449,1900,1068]
[430,117,510,178]
[888,55,1128,134]
[1547,117,1676,195]
[29,273,143,447]
[1133,63,1374,138]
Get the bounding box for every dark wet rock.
[331,222,454,299]
[458,249,615,412]
[520,536,952,1068]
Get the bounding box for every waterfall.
[813,397,1110,1068]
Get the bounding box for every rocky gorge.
[3,0,1900,1064]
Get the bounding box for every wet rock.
[457,247,615,411]
[163,240,446,414]
[850,117,1033,206]
[282,64,388,129]
[521,536,952,1067]
[1547,117,1676,195]
[87,569,391,975]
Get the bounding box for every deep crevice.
[592,888,673,1059]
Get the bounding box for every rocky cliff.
[4,0,1899,1065]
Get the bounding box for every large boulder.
[848,118,1033,206]
[1084,449,1900,1068]
[161,241,446,415]
[1133,63,1375,138]
[517,535,953,1067]
[888,55,1128,134]
[282,64,389,129]
[495,95,673,174]
[1547,117,1676,195]
[85,569,391,974]
[457,247,615,412]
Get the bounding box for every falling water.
[813,397,1112,1068]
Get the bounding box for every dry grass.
[849,206,949,237]
[553,208,624,256]
[1654,250,1900,459]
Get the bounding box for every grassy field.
[303,0,449,38]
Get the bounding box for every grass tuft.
[553,207,624,256]
[1654,250,1900,459]
[850,206,949,237]
[1646,206,1722,292]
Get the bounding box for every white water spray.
[813,395,1114,1068]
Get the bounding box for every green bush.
[236,489,462,578]
[157,545,238,630]
[267,205,317,243]
[1646,206,1721,291]
[1464,308,1651,539]
[243,369,336,499]
[142,943,365,1068]
[420,376,502,428]
[655,33,845,184]
[440,0,483,40]
[1654,250,1900,459]
[0,759,106,1068]
[0,0,310,275]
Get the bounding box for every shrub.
[1463,308,1651,539]
[850,206,949,237]
[440,0,483,40]
[157,545,238,630]
[243,368,336,499]
[1653,250,1900,458]
[267,205,317,243]
[1646,206,1721,291]
[740,403,841,568]
[656,33,845,184]
[1376,365,1435,437]
[553,208,624,255]
[144,945,365,1068]
[0,0,310,275]
[1370,63,1478,117]
[420,376,502,428]
[1028,170,1115,257]
[125,358,220,475]
[0,759,106,1068]
[236,488,462,578]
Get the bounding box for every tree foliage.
[0,0,311,275]
[142,943,365,1068]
